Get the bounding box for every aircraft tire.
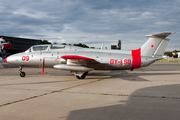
[20,72,26,77]
[76,76,84,79]
[76,72,88,79]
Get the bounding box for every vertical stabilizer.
[141,32,174,57]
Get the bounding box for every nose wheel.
[19,66,26,77]
[20,72,26,77]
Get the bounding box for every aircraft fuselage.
[6,47,156,71]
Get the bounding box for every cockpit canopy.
[33,45,49,51]
[0,40,6,44]
[25,44,66,53]
[50,45,65,49]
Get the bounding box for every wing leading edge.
[61,55,94,60]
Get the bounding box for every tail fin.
[141,32,174,57]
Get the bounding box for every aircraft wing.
[61,55,100,65]
[53,55,100,72]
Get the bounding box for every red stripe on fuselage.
[131,48,141,71]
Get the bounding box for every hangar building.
[0,35,41,54]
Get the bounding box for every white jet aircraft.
[4,32,174,79]
[0,37,12,51]
[0,37,12,59]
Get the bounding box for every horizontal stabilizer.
[145,32,174,39]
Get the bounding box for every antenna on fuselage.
[101,43,104,49]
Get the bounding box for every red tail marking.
[131,48,141,71]
[151,44,154,48]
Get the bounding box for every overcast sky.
[0,0,180,50]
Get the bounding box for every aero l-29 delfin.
[4,32,173,79]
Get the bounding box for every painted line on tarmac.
[0,72,127,107]
[63,91,180,100]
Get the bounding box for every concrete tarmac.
[0,63,180,120]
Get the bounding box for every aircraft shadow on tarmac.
[67,84,180,120]
[112,72,180,81]
[0,70,180,86]
[87,70,180,81]
[137,63,180,71]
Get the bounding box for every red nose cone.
[4,58,7,63]
[3,43,12,50]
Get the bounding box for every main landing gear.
[19,66,26,77]
[74,71,89,79]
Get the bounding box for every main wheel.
[20,72,26,77]
[76,75,85,79]
[76,72,88,79]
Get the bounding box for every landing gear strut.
[19,66,26,77]
[74,71,89,79]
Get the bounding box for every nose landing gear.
[19,66,26,77]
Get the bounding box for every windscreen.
[50,45,65,50]
[32,46,48,51]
